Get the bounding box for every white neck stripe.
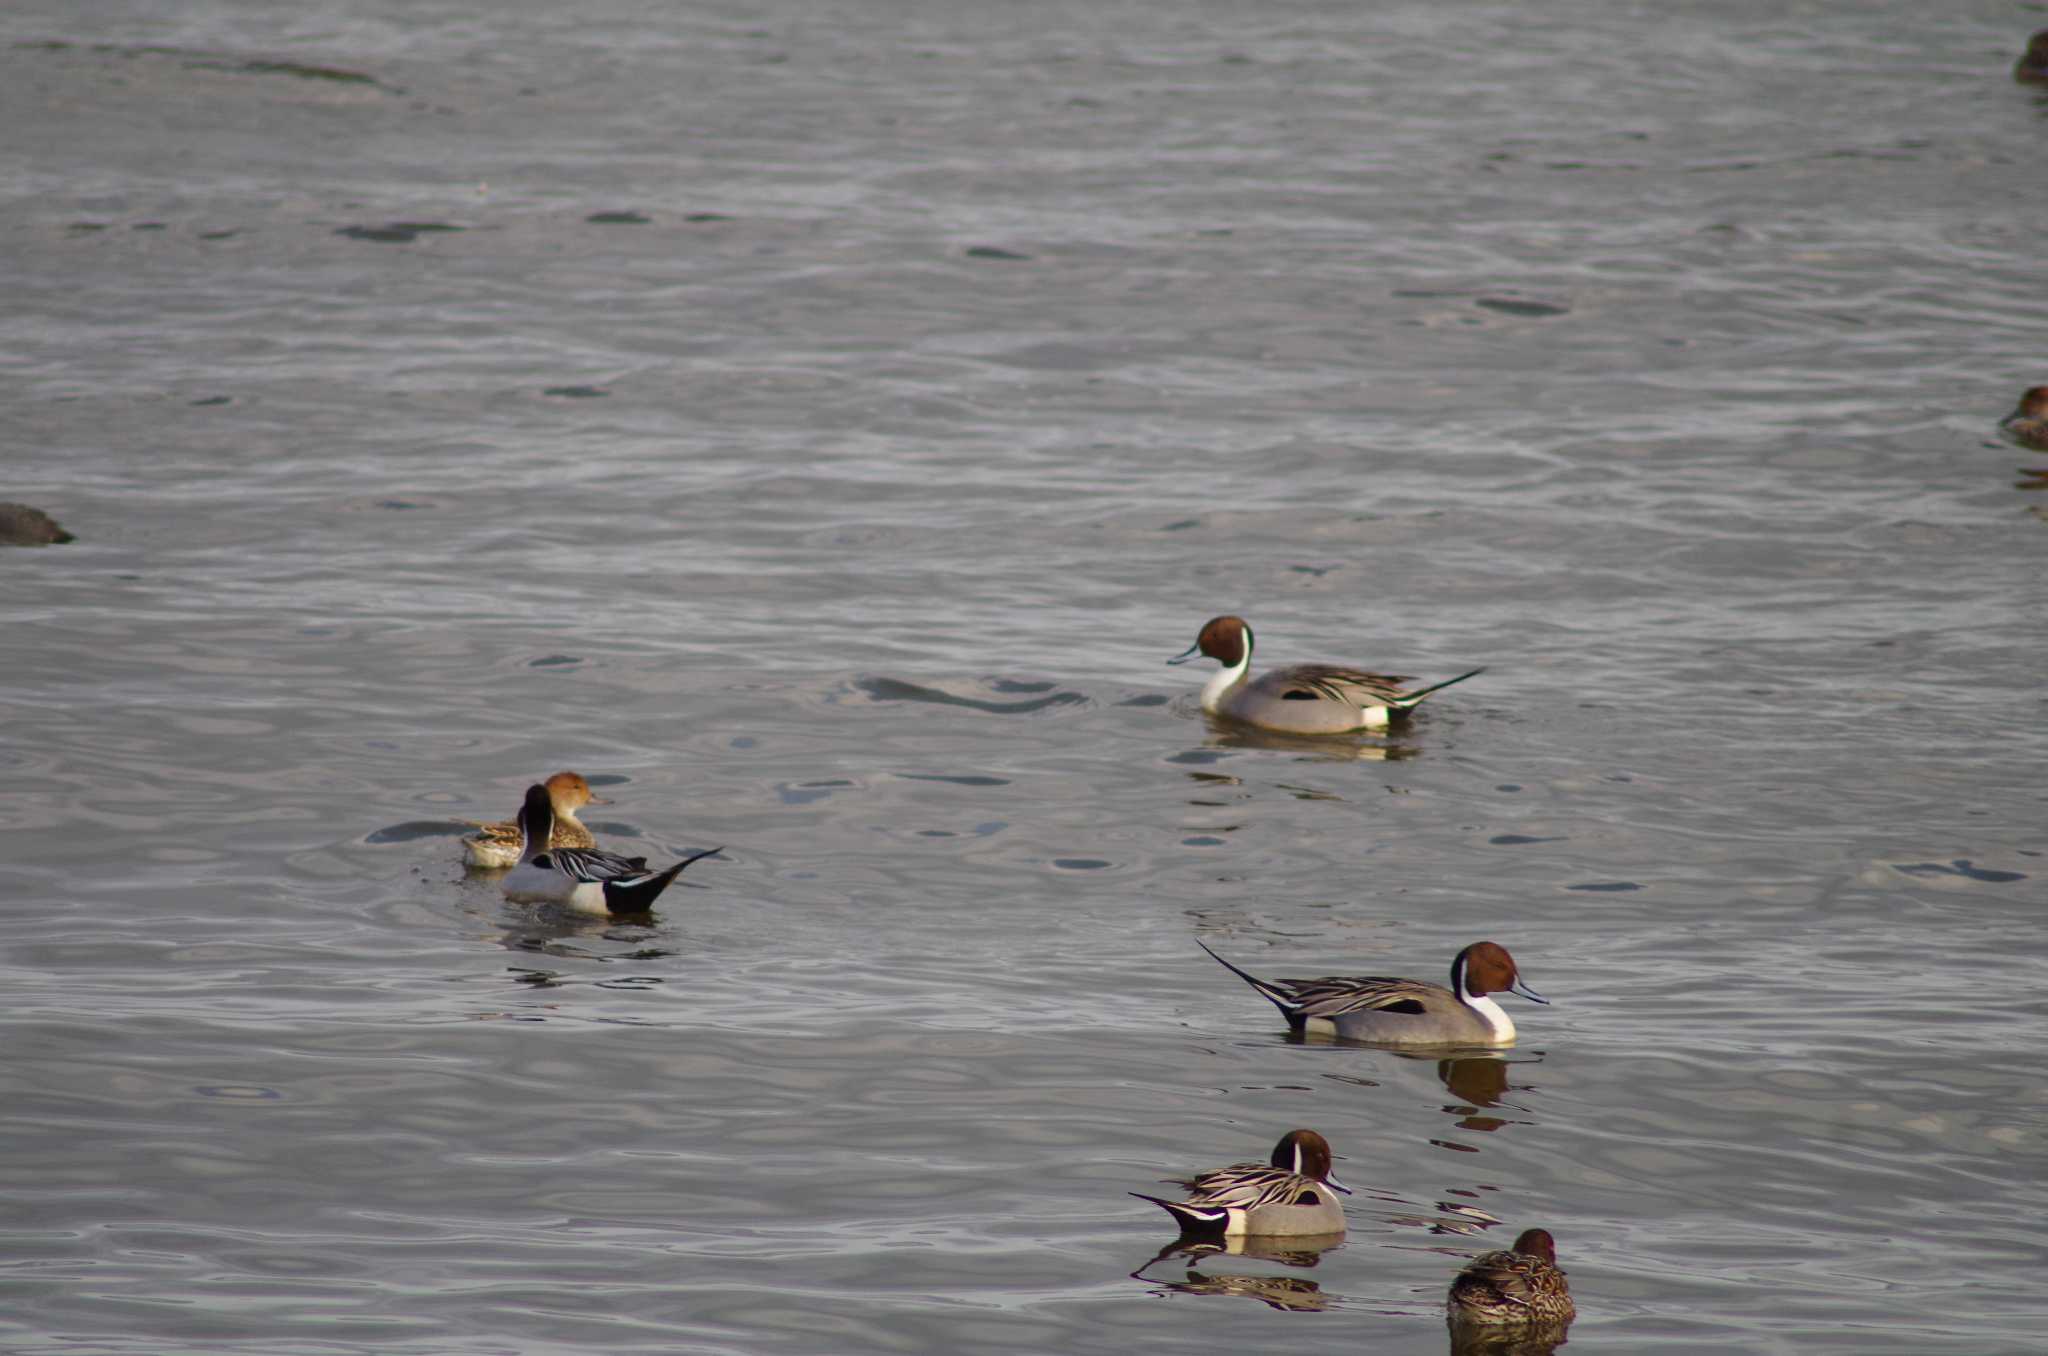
[1462,991,1515,1041]
[1199,652,1251,711]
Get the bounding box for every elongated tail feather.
[1387,666,1485,713]
[601,846,724,914]
[1196,938,1306,1028]
[1130,1192,1230,1235]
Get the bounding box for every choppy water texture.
[3,1,2046,1353]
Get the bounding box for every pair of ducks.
[463,771,719,914]
[1137,1129,1575,1329]
[1139,943,1563,1328]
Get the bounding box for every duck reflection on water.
[1448,1316,1572,1356]
[1316,1052,1540,1135]
[1129,1232,1344,1312]
[480,905,678,1000]
[1184,716,1426,762]
[1437,1052,1551,1135]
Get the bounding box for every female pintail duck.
[1131,1128,1352,1238]
[2000,385,2048,452]
[1168,615,1482,733]
[500,783,720,915]
[1447,1228,1576,1326]
[463,770,605,869]
[1198,939,1546,1047]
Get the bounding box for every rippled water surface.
[3,1,2046,1352]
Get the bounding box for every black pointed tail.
[1196,938,1304,1025]
[1388,666,1485,712]
[1129,1192,1229,1236]
[602,846,723,914]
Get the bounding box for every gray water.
[3,1,2046,1352]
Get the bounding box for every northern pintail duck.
[2000,385,2048,452]
[1199,939,1546,1047]
[500,783,720,914]
[1447,1228,1576,1326]
[1131,1128,1352,1238]
[463,770,606,869]
[1169,616,1482,733]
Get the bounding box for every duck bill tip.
[1512,981,1549,1005]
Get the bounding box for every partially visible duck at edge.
[2015,29,2048,85]
[463,770,605,869]
[0,502,74,547]
[1999,384,2048,454]
[1447,1227,1577,1328]
[1199,939,1547,1047]
[1168,615,1482,734]
[501,782,720,915]
[1131,1129,1352,1238]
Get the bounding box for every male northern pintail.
[1198,939,1546,1046]
[2000,385,2048,452]
[1447,1228,1576,1326]
[463,770,605,869]
[1168,615,1482,733]
[500,783,720,914]
[1131,1128,1351,1238]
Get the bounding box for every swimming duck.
[1447,1228,1576,1325]
[2016,29,2048,85]
[1131,1128,1352,1238]
[463,770,605,869]
[500,783,720,914]
[1198,939,1546,1047]
[1168,616,1481,733]
[2000,385,2048,452]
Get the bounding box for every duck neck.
[1199,652,1251,712]
[518,798,555,865]
[1457,980,1516,1041]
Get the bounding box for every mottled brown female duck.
[1448,1227,1576,1326]
[462,770,606,868]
